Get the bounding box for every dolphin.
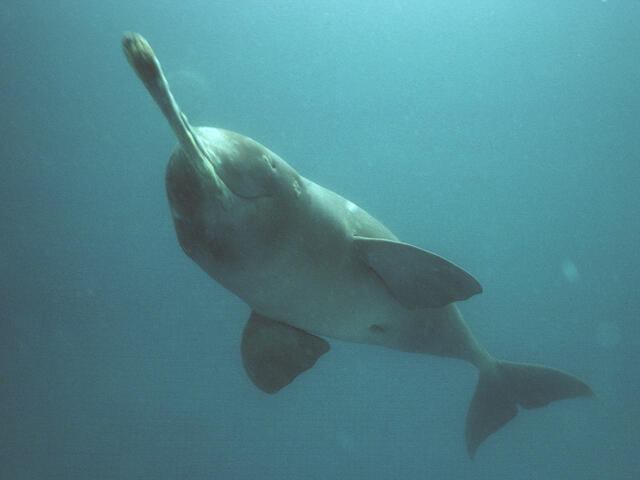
[122,33,593,458]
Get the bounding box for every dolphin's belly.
[275,261,398,339]
[190,176,449,351]
[240,240,442,352]
[208,179,452,351]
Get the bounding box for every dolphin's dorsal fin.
[354,236,482,309]
[241,312,330,394]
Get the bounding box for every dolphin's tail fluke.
[465,360,593,458]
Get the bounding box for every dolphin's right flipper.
[241,312,330,394]
[354,236,482,309]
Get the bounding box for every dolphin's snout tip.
[121,31,144,56]
[121,32,160,83]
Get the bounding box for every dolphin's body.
[122,33,593,457]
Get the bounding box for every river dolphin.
[122,33,593,458]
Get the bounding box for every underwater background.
[2,1,639,478]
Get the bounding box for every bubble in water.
[561,259,580,283]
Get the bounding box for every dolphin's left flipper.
[241,312,330,394]
[354,236,482,309]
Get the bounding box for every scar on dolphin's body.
[122,33,594,458]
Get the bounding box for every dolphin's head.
[122,32,305,284]
[198,127,302,202]
[165,126,305,280]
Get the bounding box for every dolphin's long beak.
[122,32,225,196]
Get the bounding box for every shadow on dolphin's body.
[122,33,594,458]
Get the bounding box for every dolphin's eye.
[263,153,277,170]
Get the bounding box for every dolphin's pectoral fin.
[240,312,330,394]
[353,236,482,309]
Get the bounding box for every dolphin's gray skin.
[122,33,593,458]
